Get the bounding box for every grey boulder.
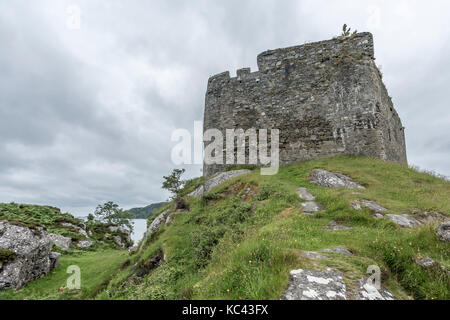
[0,221,56,290]
[436,222,450,242]
[281,269,347,300]
[76,240,94,249]
[355,278,394,300]
[139,209,170,250]
[301,201,324,213]
[297,187,315,201]
[49,233,72,250]
[61,222,88,237]
[385,214,421,228]
[188,170,251,197]
[309,169,365,189]
[360,200,387,213]
[49,252,61,269]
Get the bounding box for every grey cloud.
[0,0,449,216]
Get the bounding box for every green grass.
[0,250,128,300]
[2,156,449,300]
[98,156,449,300]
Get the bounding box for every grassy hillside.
[1,156,448,300]
[97,156,449,300]
[129,202,167,219]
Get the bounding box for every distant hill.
[129,202,167,219]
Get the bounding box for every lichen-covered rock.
[281,268,395,300]
[385,214,421,228]
[139,209,170,250]
[413,211,448,224]
[297,187,315,201]
[113,235,124,248]
[414,257,436,268]
[108,226,132,248]
[61,222,88,237]
[355,278,394,300]
[76,240,94,249]
[301,201,324,213]
[281,269,347,300]
[436,222,450,242]
[360,200,387,213]
[108,226,129,234]
[165,213,175,226]
[188,170,251,197]
[309,169,365,189]
[350,201,362,210]
[49,233,72,250]
[49,252,61,269]
[0,221,56,290]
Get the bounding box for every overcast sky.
[1,0,449,216]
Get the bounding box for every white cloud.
[0,0,449,215]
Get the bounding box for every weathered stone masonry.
[203,32,407,177]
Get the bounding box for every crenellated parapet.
[203,32,407,177]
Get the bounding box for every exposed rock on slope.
[281,269,347,300]
[281,268,394,300]
[139,209,170,250]
[49,233,72,250]
[436,222,450,242]
[309,169,365,189]
[0,221,58,290]
[188,170,251,197]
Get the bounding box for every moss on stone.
[0,249,17,264]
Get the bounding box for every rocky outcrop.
[281,269,347,300]
[414,256,449,274]
[354,200,387,213]
[188,170,251,197]
[49,252,61,269]
[351,200,386,218]
[385,214,421,228]
[0,221,58,290]
[297,188,315,201]
[301,201,324,214]
[281,268,394,300]
[76,240,94,249]
[297,187,324,213]
[325,220,351,231]
[139,209,170,250]
[61,222,88,237]
[436,222,450,242]
[49,233,72,250]
[355,278,394,300]
[309,169,365,189]
[108,226,132,248]
[384,211,449,228]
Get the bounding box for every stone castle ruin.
[203,32,407,177]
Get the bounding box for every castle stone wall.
[203,32,407,177]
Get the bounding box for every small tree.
[341,24,357,37]
[93,201,134,233]
[162,168,186,200]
